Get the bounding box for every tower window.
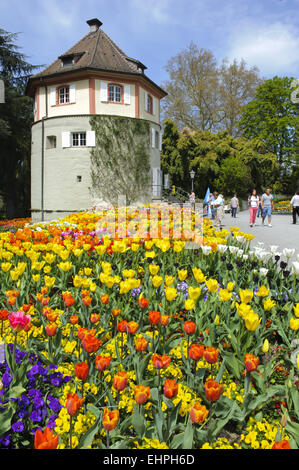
[146,94,153,114]
[59,86,70,104]
[46,136,57,149]
[108,84,122,103]
[72,132,86,147]
[77,176,82,183]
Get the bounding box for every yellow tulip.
[165,286,178,301]
[58,261,73,272]
[214,314,220,326]
[1,262,12,272]
[293,304,299,318]
[239,289,254,304]
[173,240,185,252]
[149,264,160,276]
[101,262,112,274]
[151,275,163,288]
[206,278,219,293]
[184,298,195,311]
[32,274,40,282]
[263,298,276,311]
[235,303,252,318]
[95,245,106,256]
[289,317,299,331]
[44,276,55,288]
[188,286,201,300]
[177,269,188,281]
[244,312,261,331]
[164,275,175,286]
[227,282,235,292]
[256,285,270,298]
[262,339,269,353]
[219,288,232,302]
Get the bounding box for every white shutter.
[152,97,156,115]
[86,130,96,147]
[100,81,108,102]
[151,128,155,148]
[159,131,163,151]
[50,88,56,106]
[164,173,169,189]
[144,91,148,111]
[61,131,71,148]
[69,84,76,103]
[124,85,131,104]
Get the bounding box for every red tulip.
[75,362,89,381]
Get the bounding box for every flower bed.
[0,206,298,450]
[273,200,292,215]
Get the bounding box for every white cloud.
[227,22,299,77]
[129,0,173,23]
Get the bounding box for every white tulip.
[283,248,295,259]
[235,236,246,243]
[260,268,268,276]
[243,254,249,260]
[237,249,244,257]
[217,244,227,253]
[270,245,279,254]
[228,246,239,254]
[291,261,299,277]
[201,246,212,255]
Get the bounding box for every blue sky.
[1,0,298,86]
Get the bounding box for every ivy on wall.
[89,115,151,206]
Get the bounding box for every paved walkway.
[218,209,298,259]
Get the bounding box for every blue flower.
[11,421,24,433]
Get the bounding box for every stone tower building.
[26,18,167,221]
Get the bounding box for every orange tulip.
[189,402,209,424]
[204,379,223,402]
[34,427,59,449]
[66,393,84,417]
[63,293,75,307]
[75,362,89,381]
[152,353,171,370]
[113,371,128,391]
[148,310,161,325]
[272,440,291,449]
[95,355,111,372]
[0,309,9,321]
[70,315,79,325]
[81,334,100,353]
[135,336,148,352]
[45,323,58,337]
[244,353,260,372]
[127,321,139,334]
[100,294,109,305]
[138,297,149,309]
[102,407,119,431]
[112,308,121,317]
[90,313,100,324]
[203,346,219,364]
[117,320,128,333]
[134,385,151,405]
[163,379,178,399]
[188,344,205,361]
[83,295,92,306]
[160,315,169,326]
[184,320,196,335]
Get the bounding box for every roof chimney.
[87,18,103,33]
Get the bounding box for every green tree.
[239,76,299,171]
[0,29,37,218]
[215,155,253,197]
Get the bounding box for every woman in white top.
[248,189,259,227]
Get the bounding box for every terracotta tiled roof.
[30,27,146,79]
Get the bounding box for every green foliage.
[90,116,151,205]
[161,120,278,197]
[0,28,38,218]
[239,76,299,170]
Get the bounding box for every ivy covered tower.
[26,18,167,221]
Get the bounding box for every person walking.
[189,191,195,211]
[209,193,215,219]
[212,192,225,228]
[257,196,262,217]
[248,189,259,227]
[261,188,274,227]
[230,193,239,218]
[290,191,299,224]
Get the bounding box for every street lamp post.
[189,170,195,211]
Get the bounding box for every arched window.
[108,84,122,103]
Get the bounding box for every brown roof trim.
[26,67,167,98]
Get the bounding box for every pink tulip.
[8,310,31,332]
